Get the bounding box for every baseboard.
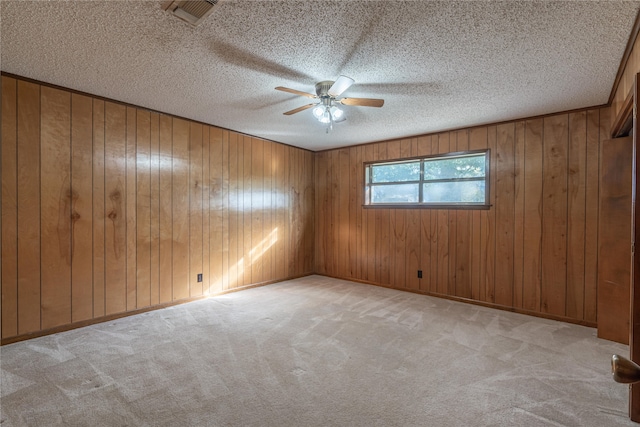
[0,272,313,346]
[316,273,598,329]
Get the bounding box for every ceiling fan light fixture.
[319,107,332,124]
[276,75,383,133]
[312,104,325,119]
[331,106,345,122]
[313,104,343,125]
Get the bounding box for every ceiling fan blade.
[328,75,355,97]
[339,97,384,107]
[275,86,317,99]
[283,103,316,115]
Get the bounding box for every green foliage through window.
[364,151,489,207]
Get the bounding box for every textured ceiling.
[2,1,639,151]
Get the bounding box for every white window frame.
[363,149,490,209]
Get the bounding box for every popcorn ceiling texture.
[1,0,639,151]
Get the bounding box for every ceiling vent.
[162,0,220,26]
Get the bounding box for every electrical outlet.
[417,270,423,279]
[197,273,203,282]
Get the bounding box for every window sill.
[362,204,492,210]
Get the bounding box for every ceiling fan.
[275,76,384,133]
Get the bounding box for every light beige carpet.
[0,275,634,426]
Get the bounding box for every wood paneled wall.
[315,108,609,324]
[1,76,314,341]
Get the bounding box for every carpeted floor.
[0,275,634,426]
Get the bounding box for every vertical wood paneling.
[595,108,612,322]
[92,100,106,319]
[282,144,290,277]
[15,81,41,334]
[150,113,161,305]
[338,148,350,278]
[296,149,305,275]
[400,139,413,288]
[104,102,127,315]
[136,110,151,308]
[236,136,246,287]
[468,127,487,300]
[125,107,137,310]
[238,136,251,285]
[71,94,94,322]
[40,86,71,329]
[251,137,263,284]
[221,130,230,290]
[314,108,607,325]
[455,131,471,298]
[315,151,327,275]
[277,143,287,279]
[429,136,439,293]
[294,150,306,275]
[172,118,189,299]
[494,123,515,307]
[406,209,421,290]
[273,142,282,280]
[296,148,303,275]
[584,109,602,323]
[305,151,315,273]
[567,111,587,320]
[417,135,432,292]
[354,146,363,279]
[376,143,390,285]
[1,78,316,341]
[296,148,304,274]
[1,77,18,338]
[394,209,406,288]
[358,146,368,280]
[436,133,450,294]
[188,122,203,297]
[484,126,497,303]
[541,114,569,316]
[447,133,458,295]
[16,81,41,334]
[387,141,401,286]
[228,132,239,288]
[263,141,273,282]
[325,150,340,275]
[349,146,358,278]
[202,126,210,294]
[522,119,544,312]
[365,144,377,283]
[4,72,621,339]
[328,149,338,276]
[291,147,300,275]
[209,127,223,293]
[513,122,526,309]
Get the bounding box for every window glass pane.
[371,184,419,203]
[372,161,420,183]
[423,155,485,180]
[422,180,485,203]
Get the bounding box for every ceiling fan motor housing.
[315,81,335,98]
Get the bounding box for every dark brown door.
[598,136,633,345]
[631,73,640,422]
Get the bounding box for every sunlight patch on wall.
[209,227,279,292]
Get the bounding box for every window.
[364,150,490,208]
